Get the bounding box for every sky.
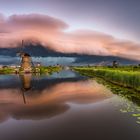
[0,0,140,60]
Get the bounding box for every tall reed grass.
[74,67,140,91]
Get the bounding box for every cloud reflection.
[0,77,112,123]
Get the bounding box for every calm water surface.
[0,70,140,140]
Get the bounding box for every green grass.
[73,66,140,91]
[0,68,15,74]
[0,66,62,75]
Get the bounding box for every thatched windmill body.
[18,40,33,73]
[20,52,32,72]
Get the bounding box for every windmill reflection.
[20,74,32,104]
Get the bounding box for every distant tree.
[112,61,119,68]
[2,66,8,69]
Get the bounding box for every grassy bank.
[0,68,15,74]
[39,66,62,74]
[0,66,62,75]
[73,67,140,92]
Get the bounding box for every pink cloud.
[0,13,139,61]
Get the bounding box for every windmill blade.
[20,40,25,54]
[31,58,35,68]
[16,40,24,56]
[21,89,26,104]
[21,40,24,51]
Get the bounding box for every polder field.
[73,66,140,92]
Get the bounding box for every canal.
[0,70,140,140]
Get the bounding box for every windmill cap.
[24,53,31,57]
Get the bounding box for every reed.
[73,67,140,91]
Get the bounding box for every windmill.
[17,40,34,73]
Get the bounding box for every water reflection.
[1,71,140,140]
[19,74,32,104]
[109,85,140,124]
[0,72,112,123]
[20,74,32,92]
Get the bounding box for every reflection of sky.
[0,76,112,122]
[50,70,80,79]
[0,70,140,139]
